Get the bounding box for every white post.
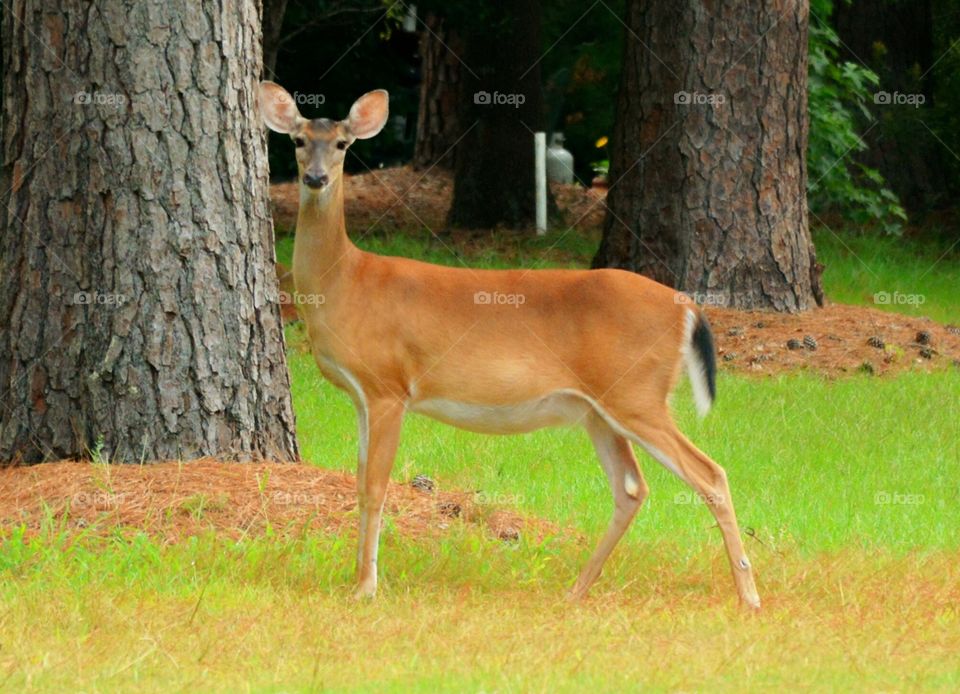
[534,131,547,235]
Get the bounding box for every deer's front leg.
[354,399,404,599]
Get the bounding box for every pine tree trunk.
[593,0,824,312]
[412,11,462,171]
[0,0,299,464]
[447,0,547,229]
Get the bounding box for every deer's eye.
[336,140,348,150]
[293,137,305,148]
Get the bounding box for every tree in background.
[262,0,389,76]
[263,0,417,182]
[829,0,960,221]
[807,0,907,232]
[594,0,823,312]
[410,1,623,181]
[0,0,298,463]
[262,0,290,76]
[411,11,463,171]
[443,0,548,229]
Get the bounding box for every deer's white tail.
[683,309,717,418]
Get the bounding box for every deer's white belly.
[408,390,595,434]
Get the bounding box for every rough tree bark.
[412,11,462,171]
[593,0,824,311]
[447,0,547,229]
[0,0,299,463]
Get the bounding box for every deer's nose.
[303,173,329,189]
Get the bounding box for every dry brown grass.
[2,540,958,691]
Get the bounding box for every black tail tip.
[692,313,717,402]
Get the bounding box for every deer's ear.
[345,90,389,140]
[259,81,303,134]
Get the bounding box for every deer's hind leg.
[569,412,649,600]
[628,415,761,610]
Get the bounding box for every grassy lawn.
[815,230,960,323]
[1,227,958,691]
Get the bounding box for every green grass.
[814,229,960,323]
[1,225,958,691]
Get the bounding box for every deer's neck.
[292,177,357,296]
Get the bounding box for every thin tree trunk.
[412,11,462,171]
[593,0,823,311]
[0,0,299,463]
[262,0,289,77]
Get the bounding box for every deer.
[259,81,761,610]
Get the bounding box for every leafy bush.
[807,0,907,232]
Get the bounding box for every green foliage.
[540,2,624,185]
[808,0,906,233]
[590,158,609,177]
[928,0,960,196]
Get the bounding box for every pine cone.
[867,335,885,349]
[803,335,818,350]
[438,500,461,517]
[411,474,435,493]
[786,338,803,350]
[916,330,931,345]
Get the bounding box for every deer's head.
[259,81,388,193]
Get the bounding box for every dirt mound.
[707,303,960,376]
[0,461,558,543]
